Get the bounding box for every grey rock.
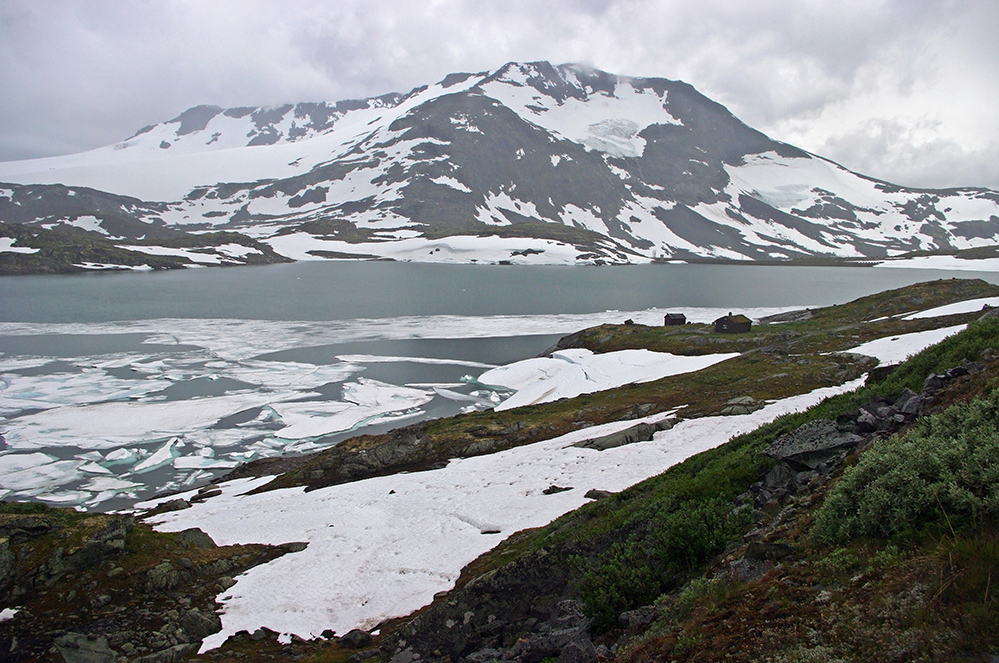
[463,647,504,663]
[899,394,924,415]
[388,648,420,663]
[721,396,763,415]
[762,419,863,470]
[856,410,878,433]
[923,373,946,393]
[0,515,54,543]
[215,576,236,591]
[758,309,813,324]
[556,637,597,663]
[53,632,119,663]
[726,557,772,582]
[893,388,918,410]
[145,562,180,592]
[342,629,373,649]
[189,488,221,503]
[134,643,199,663]
[156,499,191,513]
[551,600,588,630]
[180,609,222,641]
[762,462,796,492]
[631,403,655,417]
[654,418,676,431]
[573,422,655,451]
[583,489,614,500]
[174,527,216,548]
[618,605,657,630]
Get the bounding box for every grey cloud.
[0,0,996,190]
[818,118,999,191]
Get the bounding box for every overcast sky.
[1,0,997,190]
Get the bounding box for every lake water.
[1,262,997,510]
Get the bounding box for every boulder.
[179,608,222,641]
[342,629,373,649]
[618,605,657,630]
[174,527,216,548]
[573,422,655,451]
[156,499,191,513]
[134,643,199,663]
[53,632,118,663]
[762,419,863,470]
[556,637,597,663]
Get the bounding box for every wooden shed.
[714,313,752,334]
[664,313,686,326]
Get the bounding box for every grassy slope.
[435,315,999,662]
[618,341,999,662]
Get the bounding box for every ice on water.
[0,305,955,509]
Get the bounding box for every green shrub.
[577,497,746,628]
[812,388,999,545]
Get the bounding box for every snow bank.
[844,324,967,365]
[478,348,739,411]
[903,296,999,320]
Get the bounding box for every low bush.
[812,388,999,545]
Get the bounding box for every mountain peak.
[2,61,998,268]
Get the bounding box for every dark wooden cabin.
[664,313,686,326]
[714,313,752,334]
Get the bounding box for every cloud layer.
[2,0,996,189]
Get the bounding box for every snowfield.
[844,324,968,366]
[477,348,739,411]
[143,377,864,650]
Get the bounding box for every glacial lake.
[1,261,997,511]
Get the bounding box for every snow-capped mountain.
[2,61,998,265]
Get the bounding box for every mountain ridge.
[1,61,998,269]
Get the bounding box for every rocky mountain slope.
[2,62,998,270]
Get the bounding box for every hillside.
[4,279,998,661]
[2,62,999,272]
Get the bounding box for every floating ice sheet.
[3,391,304,450]
[270,378,434,440]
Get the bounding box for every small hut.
[714,312,752,334]
[664,313,686,326]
